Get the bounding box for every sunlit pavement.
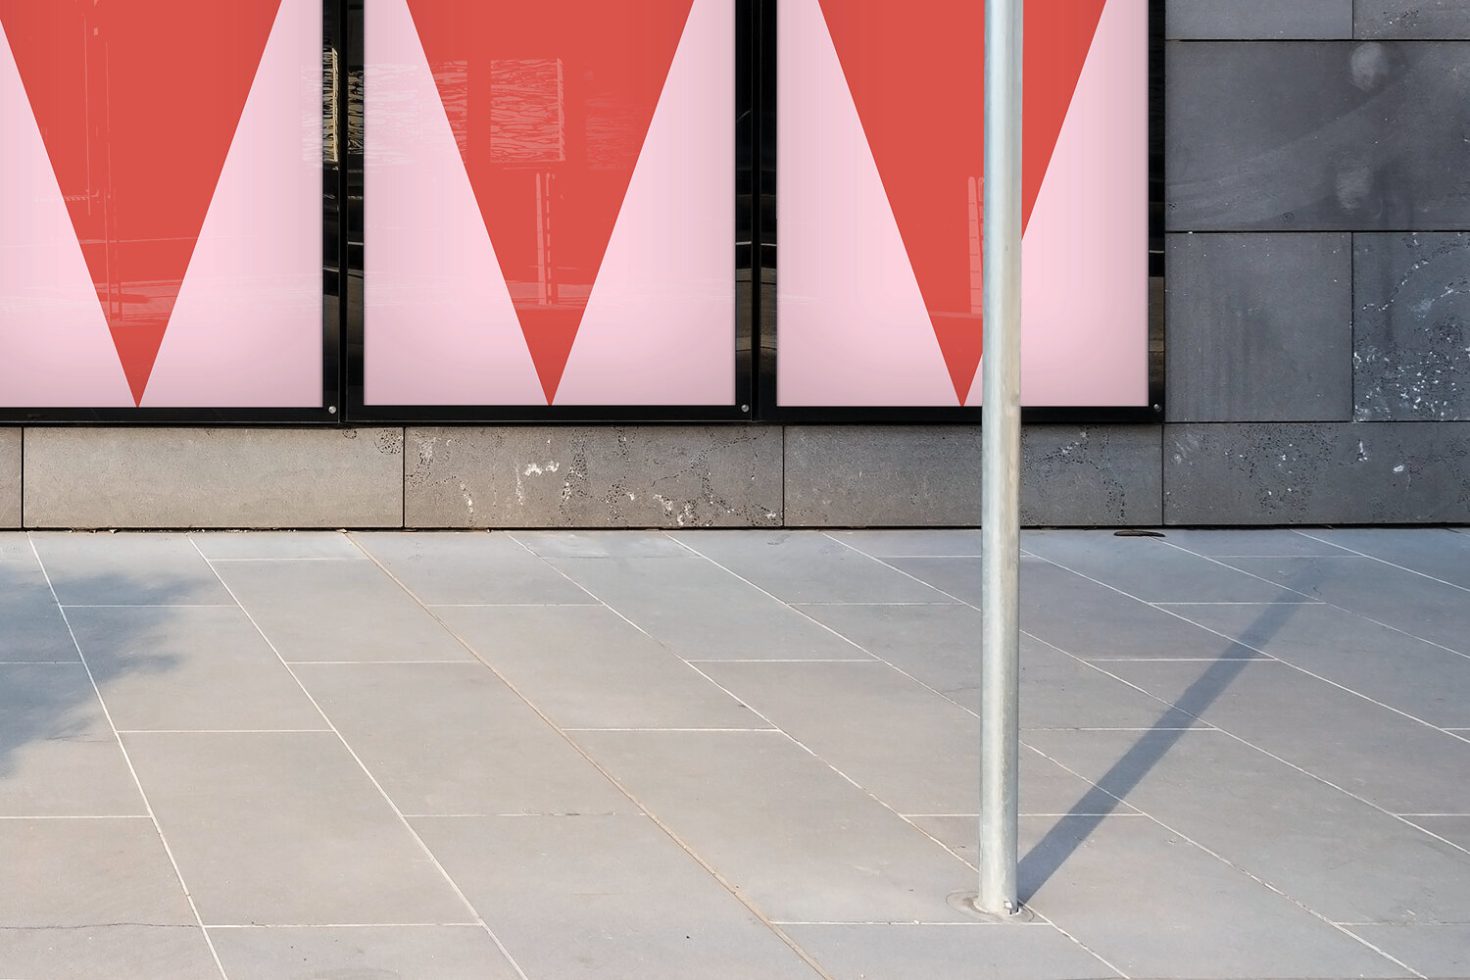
[2,527,1469,979]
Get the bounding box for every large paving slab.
[1161,601,1470,727]
[433,604,764,730]
[122,732,471,926]
[1019,815,1407,978]
[67,606,323,732]
[548,555,867,661]
[0,560,79,662]
[30,532,233,606]
[208,925,519,980]
[573,731,975,923]
[0,664,143,816]
[785,923,1115,980]
[352,531,594,605]
[415,814,818,979]
[210,558,472,663]
[294,662,631,816]
[1097,659,1470,814]
[0,819,217,980]
[1218,554,1470,654]
[1027,728,1470,924]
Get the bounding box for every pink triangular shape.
[363,0,543,406]
[556,0,735,406]
[776,0,953,407]
[0,22,132,408]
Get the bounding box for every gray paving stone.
[672,531,951,604]
[1161,528,1357,557]
[405,426,783,528]
[414,815,816,980]
[122,731,470,926]
[0,664,143,816]
[829,529,982,557]
[1303,527,1470,586]
[30,533,233,606]
[209,925,519,980]
[698,661,1110,816]
[572,731,975,923]
[794,602,1197,727]
[1220,555,1470,653]
[786,923,1115,980]
[1349,924,1470,979]
[1097,659,1470,814]
[211,559,471,663]
[1167,0,1353,38]
[1023,531,1308,602]
[1164,423,1470,524]
[1019,815,1405,978]
[784,426,1162,527]
[352,531,592,605]
[1167,42,1470,230]
[1355,233,1470,420]
[549,556,869,661]
[1358,0,1470,38]
[0,429,17,528]
[433,605,764,730]
[294,663,630,816]
[1018,559,1264,660]
[508,529,689,558]
[66,606,324,732]
[191,531,366,560]
[883,556,981,604]
[1409,816,1470,849]
[0,562,78,662]
[1167,234,1352,422]
[1164,602,1470,727]
[23,428,404,529]
[0,531,31,562]
[0,819,216,980]
[1027,729,1470,924]
[0,924,217,980]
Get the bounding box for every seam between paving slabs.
[26,533,230,980]
[661,531,1129,977]
[817,531,1429,978]
[184,537,532,980]
[345,531,838,980]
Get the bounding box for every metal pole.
[978,0,1023,917]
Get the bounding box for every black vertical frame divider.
[0,2,344,425]
[753,0,1166,425]
[343,1,754,425]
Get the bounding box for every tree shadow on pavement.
[0,559,187,793]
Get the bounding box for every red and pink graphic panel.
[0,0,324,409]
[363,0,737,407]
[777,0,1149,408]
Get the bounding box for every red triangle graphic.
[818,0,1107,403]
[0,1,283,405]
[405,0,696,404]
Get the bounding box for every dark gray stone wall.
[1159,7,1470,524]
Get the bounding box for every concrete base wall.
[5,423,1466,529]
